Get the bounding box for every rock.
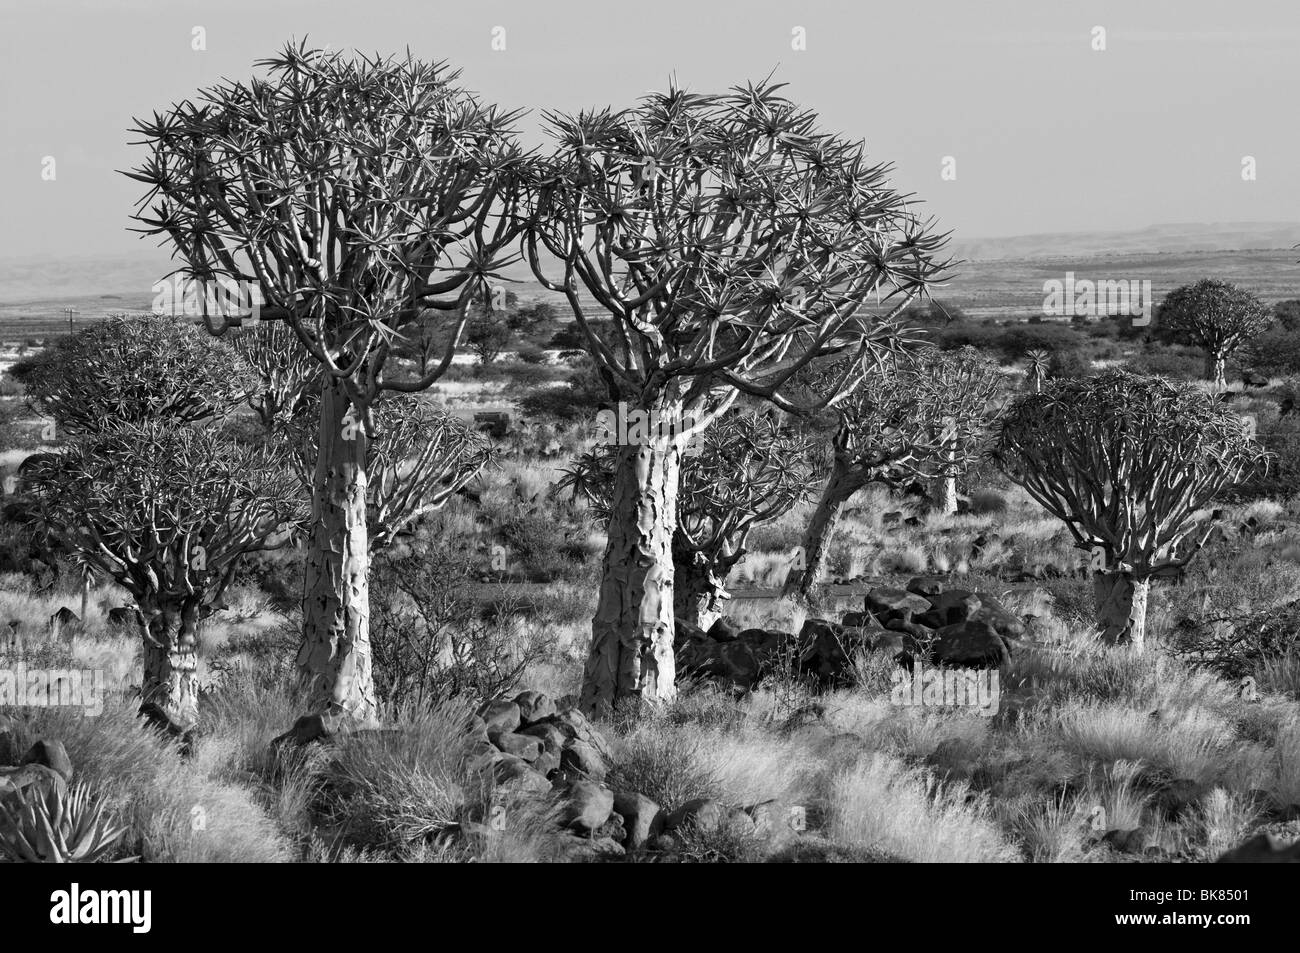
[512,691,557,726]
[673,617,709,649]
[466,739,503,774]
[464,715,491,744]
[868,630,908,658]
[493,756,551,796]
[552,708,613,761]
[518,720,567,751]
[917,589,982,628]
[1216,832,1300,862]
[106,606,142,628]
[841,610,880,629]
[798,618,872,687]
[560,740,607,782]
[745,800,778,835]
[556,779,614,834]
[727,806,757,835]
[0,713,16,765]
[49,606,80,629]
[707,617,742,642]
[882,510,903,526]
[478,700,521,736]
[492,732,544,763]
[932,620,1010,668]
[665,797,726,834]
[971,592,1028,642]
[533,746,561,778]
[20,740,72,782]
[1153,779,1204,819]
[0,762,67,801]
[613,792,666,850]
[594,811,626,844]
[866,587,931,624]
[678,638,761,689]
[648,831,683,853]
[558,834,626,861]
[271,712,345,748]
[1102,828,1150,855]
[905,575,948,597]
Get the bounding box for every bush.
[1126,347,1204,380]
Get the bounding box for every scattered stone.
[518,721,567,751]
[905,575,948,597]
[865,587,931,624]
[917,589,981,628]
[478,700,521,736]
[1216,832,1300,863]
[707,617,742,642]
[556,778,614,834]
[613,792,666,850]
[932,620,1011,668]
[491,732,544,763]
[20,740,72,782]
[1102,828,1150,855]
[560,740,607,782]
[0,762,67,801]
[494,757,551,796]
[665,797,726,834]
[106,606,142,628]
[512,690,557,726]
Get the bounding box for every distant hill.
[950,222,1300,262]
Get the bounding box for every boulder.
[1216,833,1300,863]
[972,592,1028,641]
[932,620,1011,668]
[865,587,931,624]
[49,607,80,629]
[665,797,726,834]
[560,740,607,782]
[798,619,873,687]
[271,712,346,749]
[612,791,666,850]
[678,638,761,689]
[493,756,551,796]
[0,762,67,801]
[841,610,880,629]
[106,606,142,628]
[20,740,72,782]
[512,691,557,726]
[492,732,544,763]
[518,720,567,751]
[905,575,948,597]
[478,700,521,736]
[556,779,614,834]
[0,713,16,765]
[707,617,742,642]
[917,589,981,628]
[552,708,613,761]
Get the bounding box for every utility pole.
[63,307,79,334]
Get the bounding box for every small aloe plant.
[0,782,132,863]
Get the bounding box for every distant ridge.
[2,222,1299,305]
[950,222,1300,262]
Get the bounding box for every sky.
[1,0,1297,266]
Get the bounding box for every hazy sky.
[1,0,1297,264]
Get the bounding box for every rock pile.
[676,575,1029,690]
[462,690,773,859]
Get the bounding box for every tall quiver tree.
[782,346,1002,597]
[1157,279,1272,390]
[525,82,950,712]
[993,371,1267,650]
[562,410,814,630]
[127,43,525,723]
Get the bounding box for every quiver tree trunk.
[297,376,377,722]
[931,471,958,516]
[1092,570,1150,651]
[140,598,201,733]
[1204,351,1227,390]
[673,545,728,632]
[783,460,869,599]
[582,404,682,715]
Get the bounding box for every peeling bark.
[931,474,958,515]
[1204,351,1227,391]
[297,376,377,722]
[582,401,682,715]
[1092,570,1150,651]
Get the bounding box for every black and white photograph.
[0,0,1296,930]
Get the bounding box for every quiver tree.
[1024,348,1050,393]
[992,371,1268,650]
[561,410,814,630]
[783,346,1002,597]
[1157,279,1272,389]
[525,81,950,711]
[24,421,302,732]
[127,43,526,722]
[24,313,250,434]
